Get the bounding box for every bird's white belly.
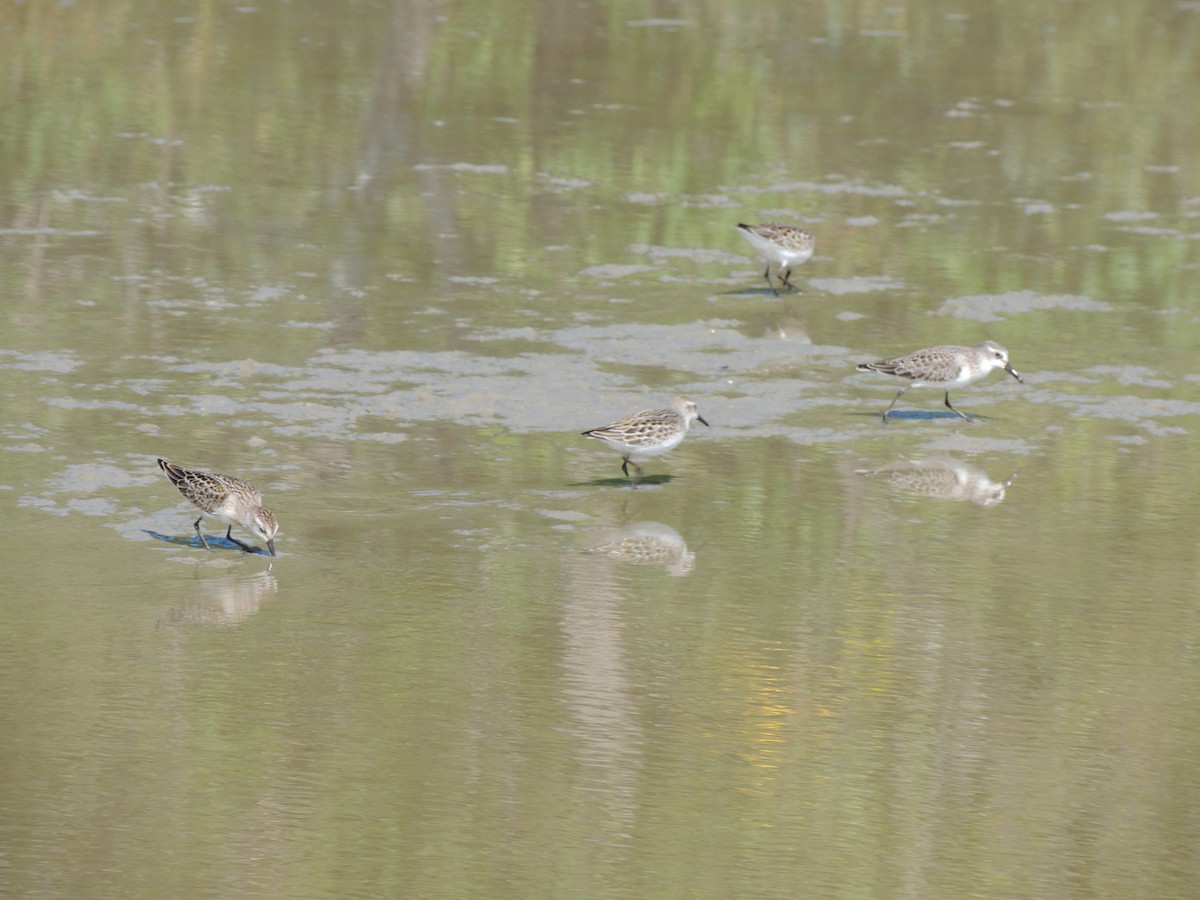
[741,231,812,268]
[603,432,685,459]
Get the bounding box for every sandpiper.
[856,340,1024,422]
[158,459,279,556]
[581,396,709,487]
[736,222,815,294]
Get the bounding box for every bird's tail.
[158,458,186,485]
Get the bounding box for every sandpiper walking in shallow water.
[581,396,709,487]
[158,459,279,556]
[856,340,1024,422]
[736,222,815,294]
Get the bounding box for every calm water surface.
[3,0,1200,897]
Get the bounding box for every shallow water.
[3,0,1200,896]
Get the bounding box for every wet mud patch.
[932,290,1112,321]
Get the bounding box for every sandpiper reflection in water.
[158,568,278,626]
[858,457,1017,507]
[582,521,695,576]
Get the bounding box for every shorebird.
[158,459,279,556]
[856,340,1024,422]
[581,396,709,487]
[736,222,815,294]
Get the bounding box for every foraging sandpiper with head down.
[736,222,815,294]
[856,340,1024,422]
[581,396,709,487]
[158,459,279,556]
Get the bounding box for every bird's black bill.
[267,540,277,557]
[697,416,710,427]
[1005,363,1024,383]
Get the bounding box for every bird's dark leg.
[621,457,637,489]
[763,265,778,296]
[225,525,254,554]
[782,266,803,293]
[882,387,909,423]
[945,392,972,422]
[193,516,212,551]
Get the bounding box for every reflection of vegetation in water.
[2,0,1195,317]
